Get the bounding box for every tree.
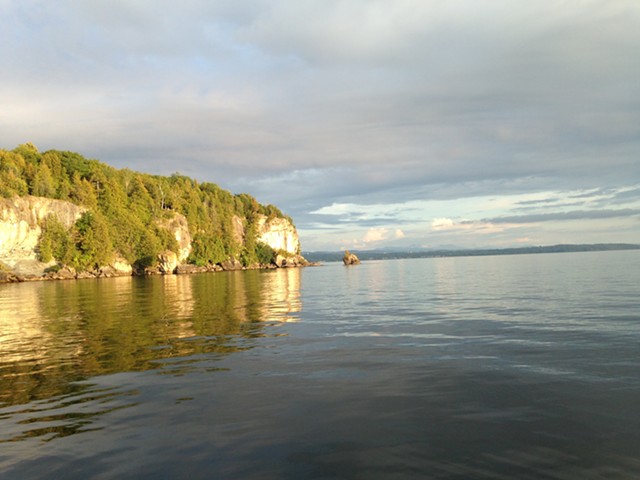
[70,172,98,208]
[0,150,29,197]
[37,214,71,263]
[3,143,297,272]
[31,162,56,197]
[70,212,114,270]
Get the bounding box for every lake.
[1,251,639,479]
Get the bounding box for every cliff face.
[256,215,300,255]
[157,213,192,263]
[0,196,305,280]
[0,196,86,270]
[229,214,300,255]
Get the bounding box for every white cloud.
[431,218,455,231]
[363,227,388,244]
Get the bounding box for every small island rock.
[343,250,360,265]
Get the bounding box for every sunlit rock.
[343,251,360,265]
[158,250,178,274]
[256,215,300,255]
[157,213,192,263]
[0,196,85,266]
[220,258,243,271]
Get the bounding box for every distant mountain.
[303,243,640,263]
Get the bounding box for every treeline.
[0,143,292,271]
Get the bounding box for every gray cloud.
[487,208,640,225]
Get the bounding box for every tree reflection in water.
[0,269,302,410]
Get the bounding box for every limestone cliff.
[157,213,192,263]
[0,196,307,281]
[0,196,86,272]
[256,215,300,255]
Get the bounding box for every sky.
[1,1,639,251]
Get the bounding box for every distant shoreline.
[304,243,640,263]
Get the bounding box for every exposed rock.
[256,215,300,255]
[220,258,243,271]
[231,215,245,246]
[97,266,117,278]
[274,254,286,268]
[288,255,310,267]
[0,196,85,266]
[343,251,360,265]
[175,264,207,275]
[142,265,162,275]
[9,259,56,277]
[44,266,76,280]
[0,271,20,283]
[0,194,311,281]
[110,258,133,276]
[158,250,178,274]
[157,213,192,263]
[76,271,97,280]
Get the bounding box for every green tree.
[70,212,114,270]
[31,162,56,197]
[4,143,297,271]
[189,234,226,266]
[0,150,29,197]
[256,242,276,265]
[70,172,98,208]
[37,214,72,263]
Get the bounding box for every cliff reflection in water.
[0,268,302,407]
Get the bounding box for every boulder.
[220,258,243,271]
[343,250,360,265]
[275,254,287,268]
[76,271,97,280]
[158,250,178,274]
[176,264,207,275]
[53,266,77,280]
[111,258,133,276]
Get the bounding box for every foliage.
[188,234,226,266]
[38,214,72,263]
[256,242,276,265]
[1,143,292,271]
[69,212,114,270]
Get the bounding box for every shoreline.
[0,258,320,284]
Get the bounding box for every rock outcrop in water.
[343,250,360,265]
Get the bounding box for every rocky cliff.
[0,196,86,275]
[256,215,300,255]
[0,196,307,281]
[157,213,192,263]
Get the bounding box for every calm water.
[1,251,639,479]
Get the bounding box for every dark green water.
[1,251,639,479]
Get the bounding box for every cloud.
[1,1,639,250]
[488,208,640,224]
[362,227,388,244]
[431,218,456,231]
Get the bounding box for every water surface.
[1,251,639,479]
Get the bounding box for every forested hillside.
[0,143,294,272]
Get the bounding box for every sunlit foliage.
[2,144,290,270]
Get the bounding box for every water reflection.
[0,269,302,410]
